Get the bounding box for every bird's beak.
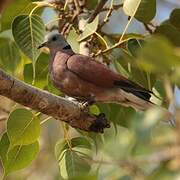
[37,42,47,49]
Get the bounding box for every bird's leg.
[66,96,110,132]
[65,95,95,112]
[78,95,96,111]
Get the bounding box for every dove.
[38,32,154,111]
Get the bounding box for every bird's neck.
[50,47,74,57]
[49,48,74,72]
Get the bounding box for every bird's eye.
[52,36,57,41]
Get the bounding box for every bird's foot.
[89,113,110,133]
[79,98,95,112]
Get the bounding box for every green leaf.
[67,28,79,53]
[55,139,67,162]
[155,22,180,47]
[170,9,180,31]
[12,14,45,64]
[127,39,144,57]
[0,133,39,176]
[61,150,91,179]
[7,108,40,147]
[123,0,156,23]
[0,0,35,31]
[55,137,92,158]
[78,16,99,41]
[137,36,180,73]
[70,137,92,149]
[89,105,100,115]
[0,37,21,74]
[126,39,156,89]
[24,53,49,88]
[55,137,92,179]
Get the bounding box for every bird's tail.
[119,89,175,124]
[119,89,153,111]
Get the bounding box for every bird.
[38,32,154,111]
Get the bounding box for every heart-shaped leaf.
[123,0,156,23]
[7,108,40,148]
[0,133,39,176]
[23,53,49,88]
[12,14,45,64]
[78,16,99,42]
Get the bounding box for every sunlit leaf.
[24,53,49,88]
[67,28,79,53]
[61,150,91,179]
[12,14,45,64]
[78,16,99,41]
[7,108,40,148]
[123,0,156,23]
[0,133,39,176]
[55,137,92,179]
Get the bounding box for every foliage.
[0,0,180,179]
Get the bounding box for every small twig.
[143,23,153,34]
[101,4,123,12]
[88,0,108,23]
[61,12,78,35]
[98,0,115,29]
[73,0,81,14]
[94,38,128,57]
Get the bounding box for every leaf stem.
[40,116,52,125]
[119,1,141,43]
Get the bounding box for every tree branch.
[0,69,110,133]
[87,0,108,23]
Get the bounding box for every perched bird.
[38,32,154,111]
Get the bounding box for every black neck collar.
[63,44,71,50]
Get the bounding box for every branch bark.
[0,69,109,132]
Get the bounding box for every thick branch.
[0,69,109,132]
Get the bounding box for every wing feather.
[67,54,152,101]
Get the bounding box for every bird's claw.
[89,113,110,133]
[79,102,89,112]
[79,98,95,112]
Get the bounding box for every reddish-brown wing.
[67,54,124,88]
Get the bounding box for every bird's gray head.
[38,32,71,51]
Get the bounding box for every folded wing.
[67,54,152,101]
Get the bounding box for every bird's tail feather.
[120,90,174,123]
[114,80,152,102]
[120,90,154,111]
